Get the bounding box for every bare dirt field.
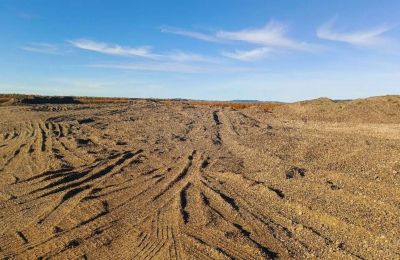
[0,96,399,259]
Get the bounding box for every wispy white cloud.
[86,61,255,74]
[317,20,395,48]
[21,43,68,55]
[161,21,319,52]
[69,21,319,65]
[217,21,315,51]
[68,39,218,63]
[87,62,206,73]
[221,47,273,61]
[163,51,220,63]
[160,26,222,43]
[68,39,156,58]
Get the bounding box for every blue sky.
[0,0,399,101]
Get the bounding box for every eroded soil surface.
[0,98,399,259]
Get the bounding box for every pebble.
[295,224,304,232]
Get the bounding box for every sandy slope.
[0,97,399,259]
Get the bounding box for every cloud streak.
[68,39,156,58]
[86,61,256,74]
[161,21,319,53]
[217,21,315,51]
[88,62,206,73]
[160,26,222,43]
[221,47,273,61]
[68,39,218,63]
[317,20,395,48]
[162,51,218,63]
[21,43,68,55]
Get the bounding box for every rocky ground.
[0,96,399,259]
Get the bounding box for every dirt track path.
[0,101,399,259]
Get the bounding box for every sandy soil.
[0,97,399,259]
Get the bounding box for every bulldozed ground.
[0,95,399,259]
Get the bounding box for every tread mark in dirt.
[268,187,285,199]
[213,111,221,125]
[233,223,278,259]
[16,231,29,244]
[153,150,196,201]
[180,183,192,224]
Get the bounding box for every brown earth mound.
[273,95,400,123]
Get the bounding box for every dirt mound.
[20,96,81,105]
[273,95,400,123]
[0,94,133,106]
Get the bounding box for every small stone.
[295,224,303,232]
